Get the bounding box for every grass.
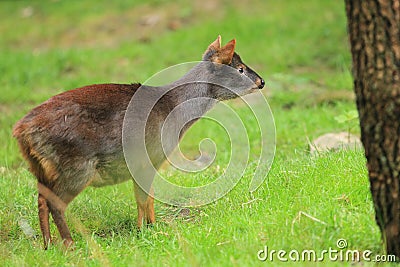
[0,0,393,266]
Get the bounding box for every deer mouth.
[251,84,262,90]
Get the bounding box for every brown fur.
[13,36,265,249]
[13,83,142,248]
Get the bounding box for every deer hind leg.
[38,182,74,248]
[47,181,91,248]
[25,153,59,249]
[38,193,51,249]
[48,202,73,248]
[134,182,155,228]
[39,189,74,249]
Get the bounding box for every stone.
[310,132,363,154]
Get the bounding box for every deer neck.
[157,62,217,121]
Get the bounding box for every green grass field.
[0,0,393,266]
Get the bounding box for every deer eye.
[238,67,244,74]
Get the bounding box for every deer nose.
[258,79,265,89]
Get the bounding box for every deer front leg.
[134,182,155,228]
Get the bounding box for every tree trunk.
[344,0,400,259]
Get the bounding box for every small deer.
[13,35,265,249]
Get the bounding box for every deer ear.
[218,39,236,64]
[209,35,222,50]
[202,35,222,60]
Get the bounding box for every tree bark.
[344,0,400,259]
